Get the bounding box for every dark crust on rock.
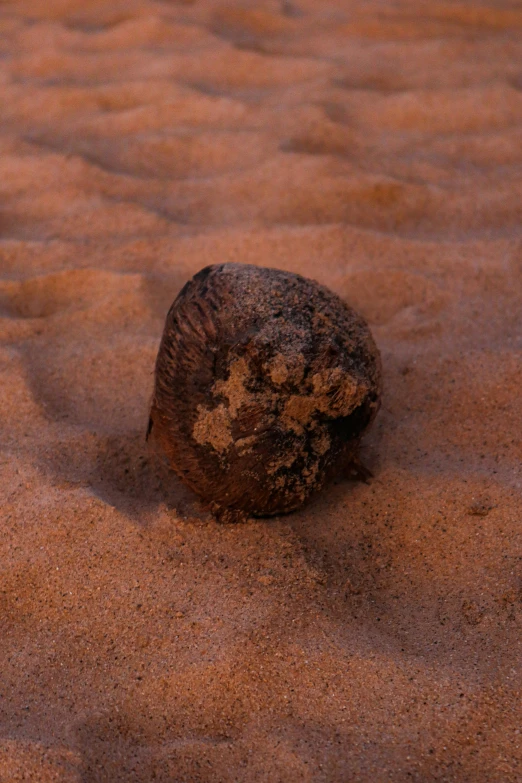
[149,263,382,517]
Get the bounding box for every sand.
[0,0,521,780]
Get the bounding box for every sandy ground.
[1,1,522,781]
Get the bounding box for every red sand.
[0,1,521,781]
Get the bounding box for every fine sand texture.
[1,1,521,781]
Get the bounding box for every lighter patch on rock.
[213,357,252,418]
[266,448,300,475]
[268,354,289,385]
[282,369,368,432]
[193,404,233,454]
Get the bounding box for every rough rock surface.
[149,263,381,518]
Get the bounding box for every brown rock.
[148,263,382,520]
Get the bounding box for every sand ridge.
[0,0,521,781]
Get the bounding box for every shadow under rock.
[40,429,205,524]
[92,432,204,521]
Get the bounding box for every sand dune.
[1,1,521,781]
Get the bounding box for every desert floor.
[1,1,522,781]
